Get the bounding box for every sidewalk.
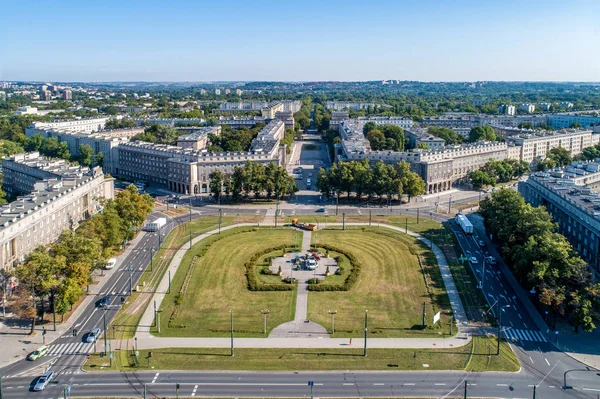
[0,229,149,368]
[113,335,472,351]
[136,222,470,349]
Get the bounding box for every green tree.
[468,126,497,142]
[209,170,224,202]
[547,147,572,167]
[569,122,582,128]
[469,170,496,189]
[78,144,94,167]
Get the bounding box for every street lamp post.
[328,310,337,334]
[128,266,133,295]
[261,309,270,335]
[363,310,368,357]
[342,213,346,230]
[103,309,108,356]
[230,309,234,357]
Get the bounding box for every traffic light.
[72,329,77,336]
[176,383,180,390]
[42,327,46,335]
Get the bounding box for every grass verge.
[84,336,518,372]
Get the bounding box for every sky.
[1,0,599,82]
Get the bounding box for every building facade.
[519,167,600,271]
[0,153,114,270]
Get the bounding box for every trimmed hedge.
[308,244,361,291]
[245,244,298,291]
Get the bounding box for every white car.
[33,371,55,391]
[470,256,478,264]
[487,256,497,265]
[105,258,117,270]
[305,259,318,270]
[86,327,101,343]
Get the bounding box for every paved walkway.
[268,229,329,338]
[136,222,469,349]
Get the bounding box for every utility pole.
[342,213,346,230]
[128,266,133,295]
[448,194,452,214]
[363,310,368,357]
[218,208,222,234]
[150,248,154,272]
[157,311,161,334]
[328,310,337,334]
[369,210,372,226]
[497,300,502,355]
[422,302,426,329]
[103,310,108,356]
[143,384,147,399]
[189,231,192,250]
[189,197,192,222]
[168,270,171,294]
[261,309,270,335]
[154,300,157,328]
[336,192,339,216]
[464,380,468,399]
[230,309,234,357]
[405,217,408,233]
[417,208,420,224]
[532,385,536,399]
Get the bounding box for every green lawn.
[84,336,518,372]
[155,227,301,337]
[307,228,452,337]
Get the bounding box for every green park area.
[154,227,301,337]
[308,228,452,337]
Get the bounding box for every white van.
[105,258,117,270]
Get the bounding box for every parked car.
[487,256,497,265]
[27,346,49,361]
[97,295,110,308]
[470,256,478,264]
[478,239,485,248]
[33,370,55,391]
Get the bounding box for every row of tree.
[480,190,599,332]
[317,159,425,201]
[468,159,530,188]
[208,161,297,202]
[11,185,154,333]
[363,122,405,151]
[537,146,573,171]
[24,134,103,168]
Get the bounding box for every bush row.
[308,244,361,291]
[245,244,298,291]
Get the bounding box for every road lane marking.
[518,313,523,319]
[529,356,534,363]
[434,383,446,386]
[374,383,385,385]
[343,383,354,386]
[583,388,600,392]
[151,372,159,384]
[545,358,550,366]
[404,383,415,386]
[497,384,508,386]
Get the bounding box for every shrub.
[307,244,360,291]
[308,278,320,284]
[260,268,274,275]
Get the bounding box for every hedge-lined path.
[135,223,471,349]
[268,229,329,338]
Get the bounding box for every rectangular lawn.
[157,228,300,337]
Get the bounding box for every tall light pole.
[230,309,234,357]
[328,310,337,334]
[103,309,108,356]
[218,208,222,234]
[128,266,133,295]
[261,309,270,335]
[363,310,368,357]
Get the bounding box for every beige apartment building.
[0,153,114,270]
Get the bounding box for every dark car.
[316,207,326,213]
[97,295,110,308]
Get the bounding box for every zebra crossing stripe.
[534,331,547,342]
[523,330,534,340]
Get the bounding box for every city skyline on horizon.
[1,0,599,82]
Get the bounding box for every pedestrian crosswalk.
[46,342,95,356]
[502,329,547,342]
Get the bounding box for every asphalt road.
[2,369,600,399]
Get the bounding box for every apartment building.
[547,114,600,129]
[117,120,286,194]
[498,104,516,116]
[507,129,599,164]
[29,117,109,133]
[324,101,391,111]
[63,89,72,101]
[0,153,114,270]
[357,116,414,130]
[329,112,350,129]
[518,103,536,113]
[519,166,600,271]
[176,126,221,150]
[404,127,446,150]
